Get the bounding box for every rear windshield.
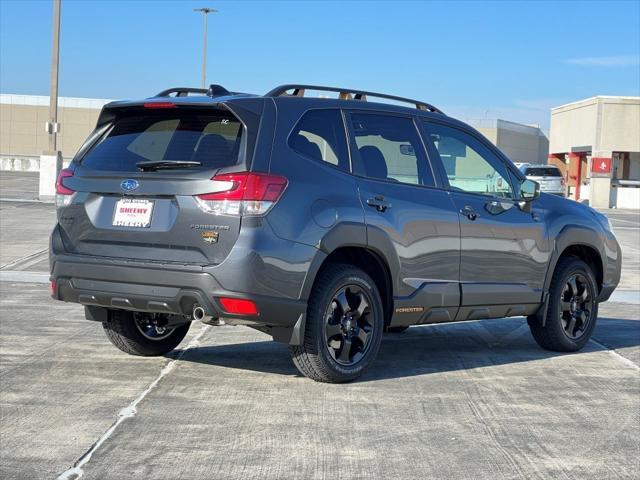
[81,109,243,171]
[525,167,562,177]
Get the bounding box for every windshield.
[525,167,562,177]
[81,109,243,172]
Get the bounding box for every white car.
[519,164,566,197]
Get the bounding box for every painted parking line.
[611,217,640,226]
[0,270,49,283]
[56,323,211,480]
[0,197,50,204]
[607,290,640,305]
[0,249,49,271]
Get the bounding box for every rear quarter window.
[81,109,243,172]
[288,109,350,172]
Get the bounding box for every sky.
[1,0,639,130]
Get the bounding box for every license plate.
[113,198,154,228]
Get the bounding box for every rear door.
[421,120,549,320]
[345,111,461,326]
[59,104,252,265]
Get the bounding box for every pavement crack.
[55,323,211,480]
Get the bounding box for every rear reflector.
[218,297,259,316]
[143,102,176,109]
[195,172,288,216]
[50,280,56,297]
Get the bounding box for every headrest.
[192,134,230,166]
[292,134,322,160]
[359,146,387,180]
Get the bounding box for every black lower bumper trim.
[51,256,306,328]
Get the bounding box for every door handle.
[367,195,392,213]
[460,205,478,221]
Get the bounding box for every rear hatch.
[524,166,564,193]
[56,102,257,265]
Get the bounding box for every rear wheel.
[528,257,598,352]
[290,264,384,383]
[103,310,191,356]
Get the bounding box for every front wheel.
[290,264,384,383]
[528,257,598,352]
[102,310,191,356]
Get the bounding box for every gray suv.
[50,84,621,382]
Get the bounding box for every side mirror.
[520,179,540,202]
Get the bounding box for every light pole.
[48,0,61,153]
[40,0,62,201]
[193,7,217,89]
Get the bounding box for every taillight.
[55,168,74,207]
[560,178,566,187]
[218,297,259,316]
[195,172,288,216]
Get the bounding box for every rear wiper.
[136,160,202,171]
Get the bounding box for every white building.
[548,96,640,209]
[468,118,549,166]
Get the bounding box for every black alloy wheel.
[324,285,374,366]
[527,257,599,352]
[134,316,176,341]
[289,264,384,383]
[559,273,595,340]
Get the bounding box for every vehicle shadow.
[171,316,639,382]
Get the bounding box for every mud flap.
[271,313,306,345]
[527,291,549,327]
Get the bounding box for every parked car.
[520,164,566,197]
[50,84,621,382]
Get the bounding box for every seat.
[191,134,231,167]
[359,146,388,180]
[292,134,322,160]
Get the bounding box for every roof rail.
[155,84,232,98]
[265,84,444,114]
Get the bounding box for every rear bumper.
[50,253,306,329]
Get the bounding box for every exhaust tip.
[193,305,206,321]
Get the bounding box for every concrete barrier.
[1,155,72,173]
[1,156,41,172]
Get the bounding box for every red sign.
[591,157,612,174]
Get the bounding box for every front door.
[345,111,461,327]
[421,121,549,320]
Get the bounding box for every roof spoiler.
[155,84,234,98]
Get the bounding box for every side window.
[348,113,435,186]
[423,123,514,198]
[289,109,349,172]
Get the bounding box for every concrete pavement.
[1,281,638,480]
[0,179,639,479]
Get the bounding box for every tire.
[386,326,409,334]
[528,257,599,352]
[290,264,384,383]
[102,310,191,356]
